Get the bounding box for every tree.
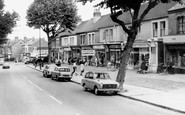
[77,0,181,91]
[0,0,18,46]
[26,0,80,63]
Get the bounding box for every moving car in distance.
[2,63,10,69]
[0,56,4,66]
[51,66,72,81]
[81,71,120,95]
[43,65,56,77]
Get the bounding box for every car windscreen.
[59,68,70,72]
[95,73,111,79]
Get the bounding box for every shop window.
[177,16,185,34]
[151,47,156,64]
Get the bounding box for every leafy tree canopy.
[0,0,18,46]
[26,0,80,40]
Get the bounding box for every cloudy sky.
[4,0,110,40]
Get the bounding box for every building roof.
[23,39,37,46]
[32,38,48,48]
[59,1,178,36]
[59,21,88,37]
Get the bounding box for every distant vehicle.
[51,66,72,81]
[43,65,57,78]
[24,57,30,64]
[2,63,10,69]
[81,71,120,95]
[0,57,4,66]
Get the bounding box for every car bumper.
[2,66,10,69]
[58,75,72,79]
[98,88,120,92]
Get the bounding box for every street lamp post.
[39,28,41,70]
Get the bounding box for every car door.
[88,72,95,90]
[52,67,58,77]
[83,72,90,88]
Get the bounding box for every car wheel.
[43,72,45,77]
[83,84,87,91]
[94,87,99,95]
[114,91,118,95]
[51,74,54,80]
[56,75,59,81]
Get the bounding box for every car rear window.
[95,73,111,79]
[59,68,70,72]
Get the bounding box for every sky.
[4,0,110,40]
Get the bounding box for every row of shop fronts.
[52,40,159,72]
[50,35,185,74]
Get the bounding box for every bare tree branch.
[138,0,158,23]
[110,10,130,34]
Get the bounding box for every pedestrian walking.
[34,59,37,68]
[166,58,174,74]
[71,62,77,76]
[80,63,84,76]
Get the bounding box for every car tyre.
[83,84,87,91]
[51,75,54,80]
[43,72,45,77]
[114,91,118,95]
[94,87,99,95]
[56,75,59,81]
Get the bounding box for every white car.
[0,58,4,66]
[81,71,120,95]
[43,65,56,77]
[51,66,72,81]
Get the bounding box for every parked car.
[2,63,10,69]
[43,65,56,77]
[81,71,120,95]
[51,66,72,81]
[0,58,4,66]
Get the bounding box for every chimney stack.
[93,8,101,23]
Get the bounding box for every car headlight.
[117,83,120,88]
[99,83,103,88]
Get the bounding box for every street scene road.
[0,62,184,115]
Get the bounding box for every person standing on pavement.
[71,62,77,76]
[80,63,84,76]
[166,58,174,74]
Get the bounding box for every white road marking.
[23,76,43,91]
[50,95,63,105]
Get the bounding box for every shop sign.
[82,50,95,56]
[93,45,104,49]
[63,47,71,51]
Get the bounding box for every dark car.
[2,63,10,69]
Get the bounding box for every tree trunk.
[48,41,52,64]
[116,34,136,91]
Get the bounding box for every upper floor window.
[88,33,95,45]
[80,34,85,45]
[103,29,113,41]
[64,38,68,46]
[160,21,166,37]
[177,16,185,34]
[109,29,113,40]
[70,37,74,45]
[153,22,158,37]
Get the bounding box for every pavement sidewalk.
[27,64,185,114]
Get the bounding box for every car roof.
[57,66,70,69]
[87,71,108,74]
